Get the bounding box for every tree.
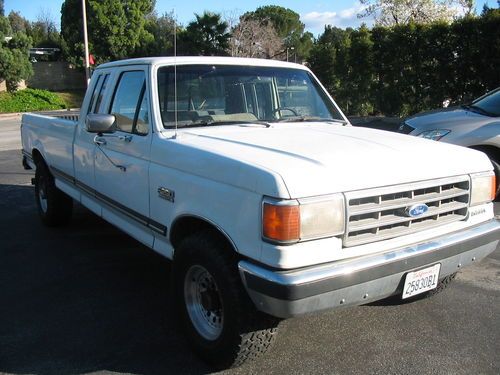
[0,17,33,91]
[0,1,4,17]
[138,11,176,56]
[8,11,30,34]
[245,6,303,42]
[61,0,155,65]
[229,15,283,58]
[358,0,474,26]
[242,6,313,61]
[308,26,351,109]
[179,12,230,56]
[222,8,242,31]
[30,9,62,48]
[0,13,9,35]
[347,25,374,115]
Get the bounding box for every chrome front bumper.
[239,219,500,318]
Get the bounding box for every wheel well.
[468,145,499,164]
[31,149,44,166]
[170,216,237,254]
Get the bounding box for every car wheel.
[34,160,73,226]
[173,231,280,369]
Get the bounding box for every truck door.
[93,67,154,247]
[74,72,111,216]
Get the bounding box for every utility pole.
[82,0,90,86]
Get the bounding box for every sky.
[4,0,495,36]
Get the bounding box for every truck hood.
[174,122,492,198]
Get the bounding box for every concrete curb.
[0,112,22,119]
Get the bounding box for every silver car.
[400,88,500,198]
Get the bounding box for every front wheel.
[173,231,280,369]
[397,272,458,304]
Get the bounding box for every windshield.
[469,88,500,117]
[157,65,344,128]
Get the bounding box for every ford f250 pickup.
[21,57,500,369]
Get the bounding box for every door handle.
[93,134,132,145]
[117,135,133,142]
[93,135,107,146]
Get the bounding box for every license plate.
[402,264,441,299]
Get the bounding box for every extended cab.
[21,57,500,369]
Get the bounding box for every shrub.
[308,9,500,117]
[0,88,67,113]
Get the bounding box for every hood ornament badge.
[405,203,429,218]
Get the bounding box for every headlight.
[417,129,451,141]
[262,194,345,244]
[470,171,496,206]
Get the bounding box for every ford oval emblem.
[406,203,429,218]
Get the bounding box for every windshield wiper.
[273,116,348,125]
[462,104,495,117]
[194,120,272,128]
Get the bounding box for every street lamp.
[82,0,90,86]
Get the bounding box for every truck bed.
[34,110,80,122]
[21,111,80,179]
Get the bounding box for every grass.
[0,88,87,114]
[0,88,67,113]
[53,90,86,109]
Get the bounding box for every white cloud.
[302,2,373,33]
[302,11,338,28]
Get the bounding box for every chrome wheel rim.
[38,177,48,213]
[184,265,223,341]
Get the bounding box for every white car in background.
[400,87,500,198]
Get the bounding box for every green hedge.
[308,9,500,117]
[0,88,67,113]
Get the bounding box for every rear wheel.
[34,161,73,226]
[173,231,280,369]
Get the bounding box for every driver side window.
[109,70,149,135]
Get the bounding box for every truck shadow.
[0,184,213,375]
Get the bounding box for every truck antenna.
[173,11,178,139]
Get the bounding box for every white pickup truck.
[21,57,499,369]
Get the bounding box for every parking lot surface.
[0,117,499,375]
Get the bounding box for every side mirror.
[86,114,116,133]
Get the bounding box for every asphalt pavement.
[0,116,499,375]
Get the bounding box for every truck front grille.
[344,176,470,247]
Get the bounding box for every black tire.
[423,272,457,298]
[34,160,73,227]
[173,231,280,369]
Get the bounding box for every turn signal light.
[471,172,496,206]
[263,203,300,243]
[491,174,497,201]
